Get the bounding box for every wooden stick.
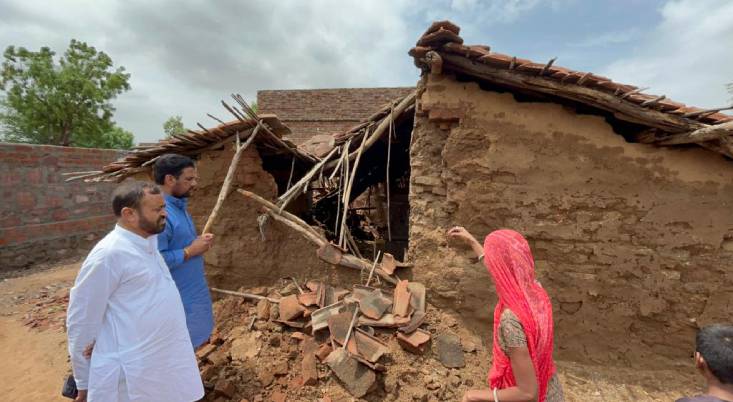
[641,95,666,107]
[328,144,346,180]
[266,210,325,246]
[277,147,339,211]
[210,287,280,303]
[342,305,360,350]
[62,170,101,176]
[683,105,733,118]
[576,72,591,85]
[343,226,364,259]
[619,87,650,100]
[338,142,351,247]
[365,250,382,287]
[386,108,393,242]
[656,121,733,145]
[237,189,322,239]
[539,57,556,76]
[202,124,260,234]
[64,171,106,182]
[339,126,369,247]
[223,99,316,164]
[207,113,226,125]
[238,189,397,285]
[323,92,416,171]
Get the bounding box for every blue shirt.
[158,193,214,348]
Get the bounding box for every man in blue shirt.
[153,154,214,349]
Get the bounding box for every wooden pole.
[202,124,260,234]
[323,92,417,171]
[277,147,339,211]
[237,189,397,285]
[657,121,733,145]
[210,287,280,303]
[386,107,394,242]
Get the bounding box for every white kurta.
[67,225,204,402]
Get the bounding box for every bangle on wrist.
[474,253,485,263]
[183,247,190,260]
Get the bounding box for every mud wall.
[187,146,360,291]
[407,73,733,368]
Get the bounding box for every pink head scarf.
[484,229,556,402]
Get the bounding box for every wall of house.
[186,144,361,292]
[0,143,124,274]
[407,73,733,368]
[258,87,414,144]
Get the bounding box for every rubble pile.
[16,283,69,331]
[199,278,490,401]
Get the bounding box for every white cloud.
[568,28,641,48]
[0,0,419,143]
[601,0,733,110]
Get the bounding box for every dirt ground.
[0,261,705,402]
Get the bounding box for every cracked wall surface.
[407,73,733,367]
[186,146,361,292]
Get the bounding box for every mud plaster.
[407,73,733,368]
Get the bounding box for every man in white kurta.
[66,181,204,402]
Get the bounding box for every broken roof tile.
[358,290,392,320]
[279,294,306,321]
[393,280,411,318]
[298,292,319,307]
[396,328,432,354]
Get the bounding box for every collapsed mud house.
[75,20,733,398]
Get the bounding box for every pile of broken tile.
[197,275,456,401]
[275,278,431,398]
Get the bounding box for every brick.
[15,192,37,209]
[214,379,236,398]
[413,176,442,186]
[302,351,318,386]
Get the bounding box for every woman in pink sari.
[448,226,565,402]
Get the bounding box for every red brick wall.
[257,87,414,144]
[0,143,125,273]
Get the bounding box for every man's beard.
[139,215,166,235]
[175,189,192,198]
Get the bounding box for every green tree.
[163,115,186,138]
[0,39,132,149]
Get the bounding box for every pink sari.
[484,230,556,402]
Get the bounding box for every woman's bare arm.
[447,226,484,258]
[462,346,538,402]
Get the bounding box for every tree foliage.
[163,115,187,138]
[0,39,133,149]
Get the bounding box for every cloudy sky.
[1,0,732,143]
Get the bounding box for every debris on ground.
[16,283,69,332]
[201,277,489,401]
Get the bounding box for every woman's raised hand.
[447,226,475,244]
[447,226,485,259]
